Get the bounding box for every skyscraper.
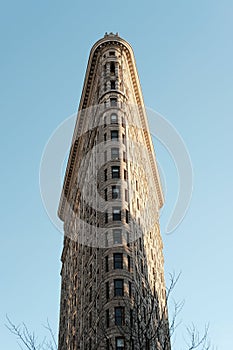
[58,33,170,349]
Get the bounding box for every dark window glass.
[111,81,116,89]
[104,133,107,143]
[111,130,119,140]
[122,133,125,144]
[111,113,118,124]
[106,309,110,328]
[111,148,119,160]
[109,51,115,56]
[105,211,108,223]
[128,255,131,271]
[130,309,133,327]
[112,185,120,199]
[106,282,109,300]
[104,150,107,163]
[113,207,121,221]
[124,169,127,180]
[110,97,117,106]
[114,279,124,296]
[129,281,132,298]
[105,256,109,272]
[105,188,108,201]
[126,209,129,223]
[115,307,124,326]
[116,337,125,350]
[114,253,123,269]
[104,169,107,181]
[112,166,120,178]
[110,62,115,74]
[123,151,126,162]
[113,229,122,244]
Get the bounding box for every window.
[111,148,119,160]
[141,259,144,273]
[105,211,108,223]
[125,189,128,201]
[110,62,115,74]
[89,287,92,302]
[104,82,107,91]
[112,166,120,178]
[113,207,121,221]
[136,180,138,191]
[105,188,108,201]
[137,198,139,210]
[123,151,126,162]
[110,97,117,106]
[104,116,107,127]
[111,81,116,89]
[122,133,125,144]
[114,279,124,296]
[105,256,109,272]
[112,186,120,199]
[104,150,107,163]
[114,253,123,269]
[115,307,124,326]
[126,231,130,247]
[104,169,107,181]
[106,282,109,300]
[106,309,110,328]
[109,51,115,56]
[124,169,127,180]
[111,130,119,141]
[128,281,132,298]
[113,229,122,244]
[111,113,118,124]
[104,133,107,143]
[126,210,129,223]
[127,255,131,271]
[116,337,125,350]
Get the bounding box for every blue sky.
[1,1,233,349]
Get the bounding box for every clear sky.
[1,1,233,349]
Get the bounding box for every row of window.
[104,186,128,201]
[104,80,117,91]
[105,253,131,271]
[104,208,129,223]
[104,166,127,180]
[104,61,116,75]
[104,113,125,127]
[106,306,133,328]
[105,278,132,298]
[104,130,125,143]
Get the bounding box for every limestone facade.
[57,33,170,350]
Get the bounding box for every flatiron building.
[58,33,170,350]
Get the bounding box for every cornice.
[58,34,164,221]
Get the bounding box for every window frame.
[113,229,122,244]
[113,253,123,269]
[114,279,124,296]
[115,307,125,326]
[111,166,120,179]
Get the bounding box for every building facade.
[57,33,170,350]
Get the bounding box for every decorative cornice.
[58,34,164,221]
